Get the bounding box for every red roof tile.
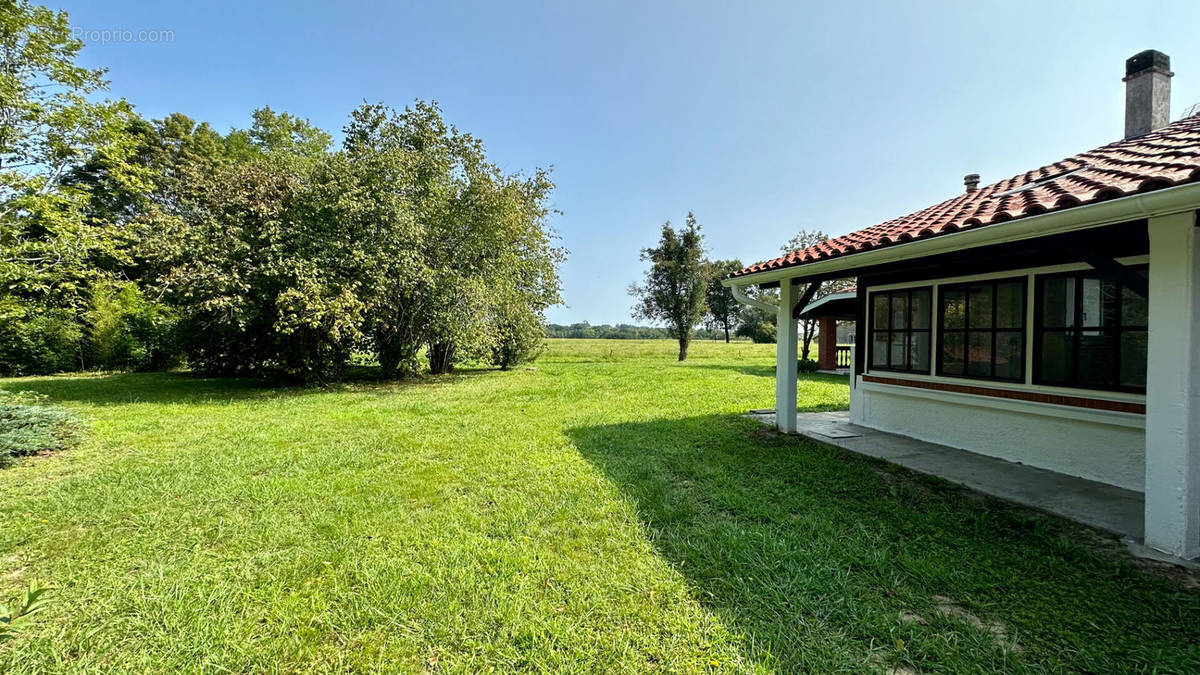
[732,115,1200,278]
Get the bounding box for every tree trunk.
[428,341,455,374]
[378,334,420,379]
[724,323,730,343]
[678,335,690,361]
[800,319,815,360]
[379,344,402,379]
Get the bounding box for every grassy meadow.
[0,338,1196,672]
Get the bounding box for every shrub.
[0,300,84,376]
[798,358,819,373]
[490,306,547,371]
[736,320,776,344]
[86,281,181,372]
[0,391,86,467]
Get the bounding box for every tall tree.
[339,101,562,377]
[703,258,743,343]
[629,213,707,361]
[781,229,854,360]
[0,0,144,374]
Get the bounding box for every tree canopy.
[0,1,564,380]
[703,258,743,343]
[629,213,708,361]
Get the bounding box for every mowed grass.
[0,338,1196,672]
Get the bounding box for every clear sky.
[52,0,1200,325]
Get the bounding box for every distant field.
[0,340,1195,672]
[540,337,783,362]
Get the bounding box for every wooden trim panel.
[861,374,1146,414]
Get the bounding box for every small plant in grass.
[0,391,85,467]
[0,584,51,643]
[798,358,819,373]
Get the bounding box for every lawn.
[0,338,1196,672]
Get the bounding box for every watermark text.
[72,27,174,45]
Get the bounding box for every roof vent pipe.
[964,173,980,193]
[1124,49,1172,139]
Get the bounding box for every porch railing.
[835,345,852,368]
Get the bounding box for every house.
[724,50,1200,560]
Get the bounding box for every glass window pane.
[1078,331,1116,387]
[994,331,1023,380]
[1122,286,1148,327]
[873,294,890,329]
[1041,277,1074,328]
[871,332,888,367]
[1080,278,1118,328]
[910,290,931,330]
[1039,331,1072,383]
[910,332,930,372]
[968,285,993,329]
[942,288,966,329]
[941,332,965,375]
[891,294,908,330]
[967,331,992,377]
[889,332,907,369]
[996,281,1025,329]
[1120,331,1148,389]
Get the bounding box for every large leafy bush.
[0,301,83,376]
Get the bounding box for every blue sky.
[54,0,1200,325]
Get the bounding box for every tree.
[734,286,778,343]
[245,106,332,159]
[780,229,854,360]
[703,258,742,343]
[0,0,146,374]
[138,149,365,382]
[0,3,566,379]
[339,101,562,377]
[629,213,707,361]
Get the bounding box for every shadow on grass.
[568,414,1200,671]
[0,367,493,407]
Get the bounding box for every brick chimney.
[1124,50,1172,139]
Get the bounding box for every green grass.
[0,338,1195,672]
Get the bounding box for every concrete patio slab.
[748,410,1146,541]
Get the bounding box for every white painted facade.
[852,380,1146,491]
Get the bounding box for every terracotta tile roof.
[732,115,1200,278]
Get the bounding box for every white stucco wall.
[855,381,1145,491]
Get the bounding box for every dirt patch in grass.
[932,595,1021,653]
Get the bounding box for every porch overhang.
[797,291,856,320]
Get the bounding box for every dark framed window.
[1033,267,1148,393]
[937,277,1027,382]
[869,287,931,373]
